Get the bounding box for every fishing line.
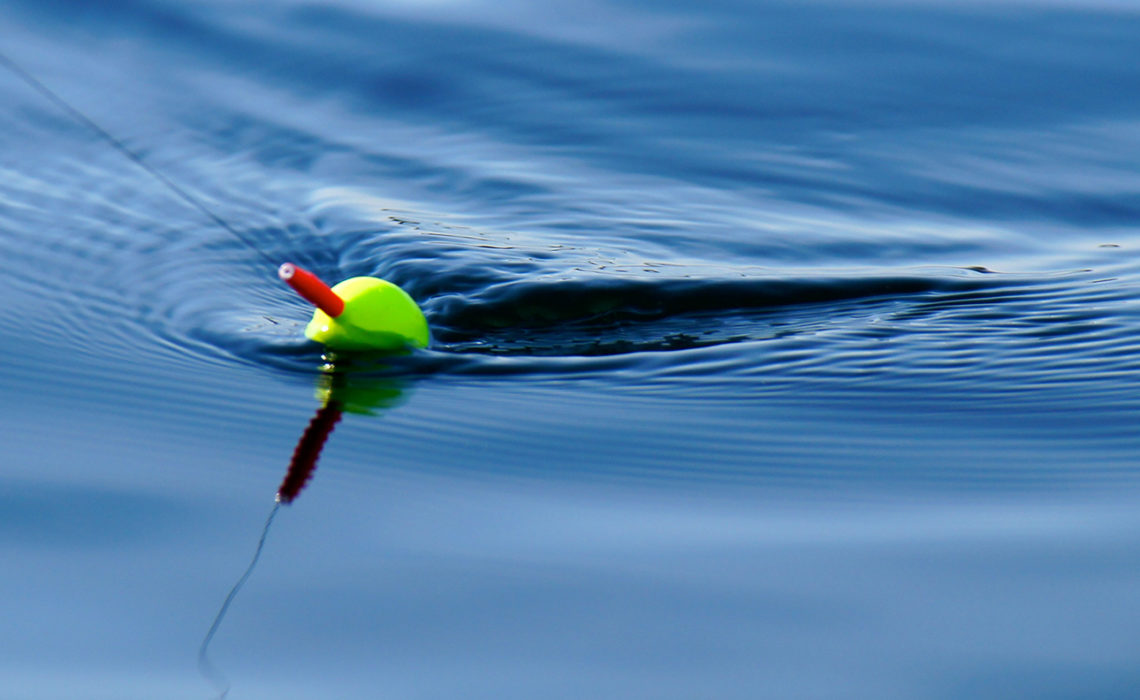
[0,49,279,267]
[198,501,281,699]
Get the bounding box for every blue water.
[3,1,1140,697]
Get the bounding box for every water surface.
[2,1,1140,698]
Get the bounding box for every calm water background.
[3,1,1140,698]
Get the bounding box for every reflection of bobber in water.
[276,262,427,503]
[277,372,410,503]
[201,378,407,696]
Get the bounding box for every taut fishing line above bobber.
[0,48,431,697]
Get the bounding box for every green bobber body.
[305,277,429,351]
[280,263,429,352]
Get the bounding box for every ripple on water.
[4,156,1133,401]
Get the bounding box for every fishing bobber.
[278,263,430,351]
